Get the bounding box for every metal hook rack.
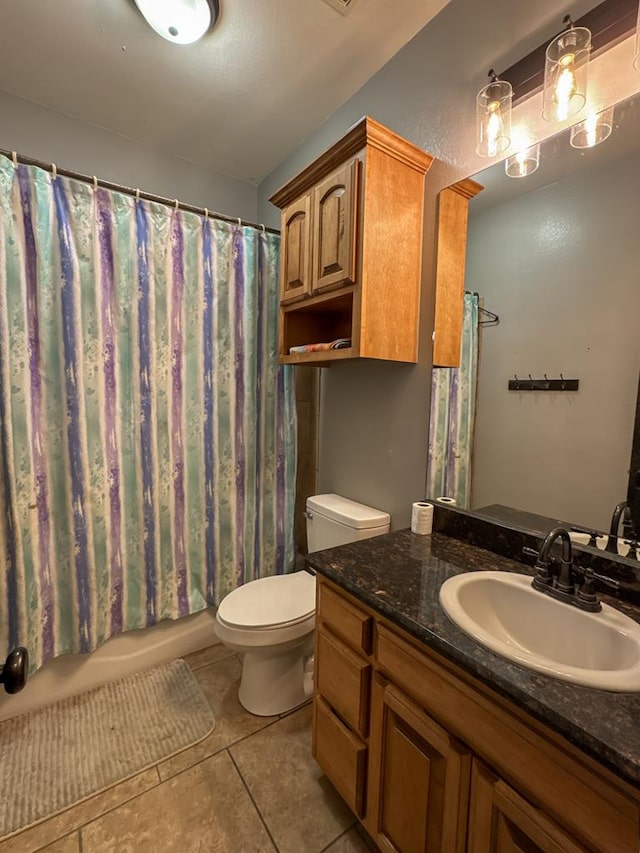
[508,374,579,392]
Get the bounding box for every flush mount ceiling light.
[570,106,614,148]
[543,16,592,123]
[476,70,512,157]
[134,0,219,45]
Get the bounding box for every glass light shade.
[505,144,541,178]
[543,25,591,123]
[134,0,215,44]
[570,107,614,148]
[476,78,512,157]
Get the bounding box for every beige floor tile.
[323,827,375,852]
[40,833,80,853]
[157,656,277,780]
[81,750,275,853]
[0,769,158,853]
[230,705,354,853]
[182,642,233,672]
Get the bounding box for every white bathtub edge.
[0,608,218,722]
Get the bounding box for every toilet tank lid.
[306,494,390,529]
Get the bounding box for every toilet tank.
[306,494,390,553]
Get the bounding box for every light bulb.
[486,103,503,158]
[554,56,577,122]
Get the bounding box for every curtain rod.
[0,148,280,235]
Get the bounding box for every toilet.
[215,494,390,716]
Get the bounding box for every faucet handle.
[569,525,604,548]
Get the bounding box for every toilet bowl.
[215,494,390,716]
[215,571,316,716]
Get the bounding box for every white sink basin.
[439,571,640,691]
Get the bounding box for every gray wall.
[257,0,595,529]
[469,150,640,531]
[0,89,257,221]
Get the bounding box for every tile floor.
[1,645,374,853]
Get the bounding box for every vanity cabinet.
[270,117,433,365]
[313,576,640,852]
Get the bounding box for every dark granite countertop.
[306,529,640,790]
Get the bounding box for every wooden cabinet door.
[280,194,312,303]
[311,158,359,294]
[366,676,470,853]
[468,761,586,853]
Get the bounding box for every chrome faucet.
[527,527,604,612]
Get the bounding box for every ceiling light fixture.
[570,106,614,148]
[134,0,219,45]
[476,70,512,158]
[543,16,592,123]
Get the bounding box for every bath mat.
[0,658,215,840]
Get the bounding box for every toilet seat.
[216,570,316,630]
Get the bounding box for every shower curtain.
[426,292,478,508]
[0,157,296,673]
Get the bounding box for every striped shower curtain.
[426,292,478,508]
[0,157,296,674]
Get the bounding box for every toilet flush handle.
[304,511,313,520]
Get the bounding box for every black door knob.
[1,647,28,694]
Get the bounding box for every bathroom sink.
[439,571,640,691]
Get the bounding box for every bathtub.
[0,608,219,722]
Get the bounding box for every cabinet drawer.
[318,581,372,655]
[314,695,367,817]
[317,628,370,736]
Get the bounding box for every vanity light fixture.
[570,106,614,148]
[505,143,541,178]
[476,70,512,157]
[543,16,592,123]
[133,0,219,44]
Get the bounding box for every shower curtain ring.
[51,163,57,179]
[11,151,18,167]
[260,223,266,233]
[135,188,140,201]
[174,199,179,210]
[237,217,242,227]
[92,175,98,191]
[204,207,209,219]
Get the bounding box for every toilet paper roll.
[436,496,457,506]
[411,502,434,535]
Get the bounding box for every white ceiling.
[0,0,450,183]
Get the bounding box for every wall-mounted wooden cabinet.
[270,117,433,365]
[433,178,483,368]
[313,577,640,853]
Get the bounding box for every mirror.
[462,91,640,552]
